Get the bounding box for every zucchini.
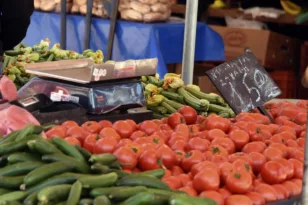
[0,161,44,177]
[185,86,224,104]
[79,173,118,189]
[178,87,209,111]
[37,184,71,204]
[66,181,82,205]
[160,91,184,104]
[208,104,229,113]
[23,162,76,187]
[163,98,184,110]
[147,76,159,86]
[161,102,177,114]
[0,191,27,203]
[152,112,166,119]
[52,138,85,162]
[147,106,168,114]
[4,50,23,56]
[116,175,170,190]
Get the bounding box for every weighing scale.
[15,58,157,124]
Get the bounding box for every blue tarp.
[23,12,225,77]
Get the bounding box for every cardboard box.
[210,25,302,69]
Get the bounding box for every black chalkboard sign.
[206,50,281,116]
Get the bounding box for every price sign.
[206,50,281,119]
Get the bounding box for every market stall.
[22,11,225,77]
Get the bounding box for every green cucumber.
[116,175,170,190]
[0,131,21,145]
[0,162,44,177]
[0,200,22,205]
[89,154,117,165]
[136,169,165,179]
[14,125,43,141]
[0,191,27,203]
[24,162,76,187]
[0,135,40,155]
[79,199,93,205]
[79,173,118,189]
[4,50,23,56]
[52,138,85,162]
[90,187,128,198]
[27,139,59,155]
[25,173,79,194]
[7,153,40,164]
[90,163,110,174]
[23,191,38,205]
[55,202,66,205]
[93,196,111,205]
[0,189,11,196]
[42,153,90,173]
[117,192,155,205]
[37,184,71,204]
[0,176,24,189]
[66,181,82,205]
[75,145,91,161]
[109,186,148,202]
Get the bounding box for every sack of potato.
[34,0,73,13]
[119,0,171,22]
[71,0,108,18]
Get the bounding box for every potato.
[151,3,168,13]
[75,0,86,6]
[55,2,72,12]
[34,0,41,9]
[40,0,56,11]
[79,4,87,14]
[71,4,80,13]
[130,1,151,14]
[159,0,169,3]
[143,12,162,22]
[121,9,143,21]
[138,0,158,5]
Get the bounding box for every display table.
[23,12,225,77]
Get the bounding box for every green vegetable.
[27,139,59,155]
[37,184,71,204]
[66,181,82,205]
[89,154,117,165]
[7,152,40,164]
[0,161,44,177]
[0,191,27,203]
[52,138,86,162]
[79,173,118,189]
[109,186,147,202]
[116,175,170,190]
[23,192,38,205]
[93,196,111,205]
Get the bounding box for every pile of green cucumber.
[142,74,235,119]
[0,125,216,205]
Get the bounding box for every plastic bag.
[119,0,171,22]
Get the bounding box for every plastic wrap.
[119,0,171,22]
[18,77,146,115]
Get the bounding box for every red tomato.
[186,137,210,152]
[218,188,232,200]
[178,106,197,125]
[211,137,236,154]
[245,192,265,205]
[179,186,198,196]
[273,158,294,180]
[282,181,301,197]
[46,127,67,139]
[191,161,219,177]
[113,146,137,170]
[291,178,303,189]
[98,120,113,128]
[204,114,231,133]
[133,136,152,146]
[263,147,284,161]
[112,120,134,138]
[226,171,253,194]
[81,121,101,134]
[254,184,278,203]
[197,115,207,124]
[139,120,159,135]
[297,137,305,149]
[62,121,79,129]
[125,119,137,131]
[129,130,147,141]
[288,149,304,162]
[193,170,220,192]
[199,191,224,205]
[175,151,185,164]
[93,137,118,154]
[181,150,205,172]
[271,184,288,201]
[139,149,161,171]
[295,112,307,125]
[289,159,303,179]
[277,129,296,140]
[219,162,233,184]
[152,130,170,143]
[275,116,290,125]
[242,142,266,154]
[64,137,81,146]
[228,152,252,165]
[168,113,186,129]
[174,124,190,138]
[171,166,184,176]
[99,127,121,141]
[206,129,226,142]
[225,195,253,205]
[116,139,133,149]
[248,152,266,175]
[177,173,191,186]
[125,143,143,158]
[283,120,304,136]
[148,135,164,148]
[168,132,189,145]
[269,143,288,158]
[156,145,178,169]
[170,140,187,152]
[162,176,182,190]
[285,139,299,148]
[229,130,250,151]
[232,159,254,178]
[260,161,287,184]
[66,126,88,143]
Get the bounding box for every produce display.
[0,124,216,205]
[71,0,109,18]
[2,39,104,89]
[42,99,307,205]
[142,74,235,119]
[119,0,172,22]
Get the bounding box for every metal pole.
[84,0,94,50]
[302,114,308,204]
[106,0,120,61]
[181,0,199,85]
[60,0,67,49]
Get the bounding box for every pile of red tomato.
[46,100,308,205]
